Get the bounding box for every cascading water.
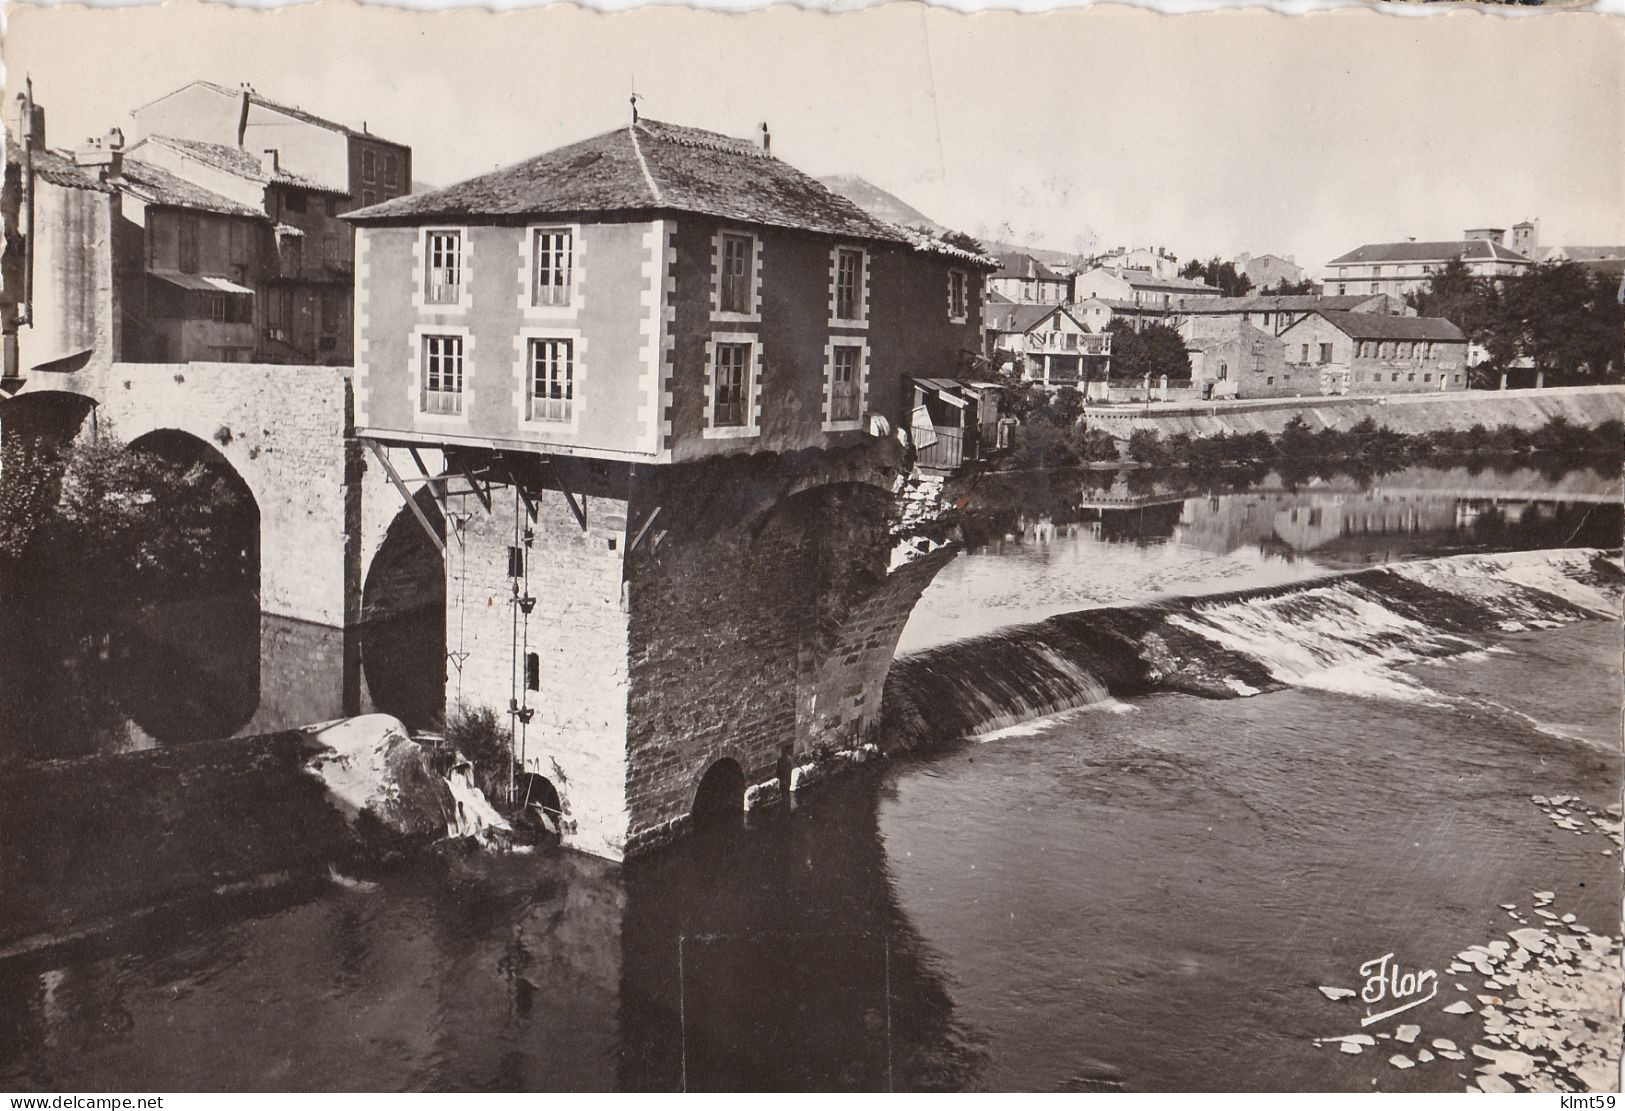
[880,548,1623,751]
[444,759,511,841]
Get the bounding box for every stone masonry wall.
[445,476,632,859]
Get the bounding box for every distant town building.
[1324,228,1534,297]
[984,299,1110,387]
[121,80,414,364]
[1090,246,1180,279]
[344,117,993,462]
[1071,266,1219,312]
[1275,310,1469,395]
[1234,251,1308,291]
[987,253,1071,304]
[1176,293,1410,336]
[1179,316,1287,399]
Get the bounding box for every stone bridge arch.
[12,362,356,625]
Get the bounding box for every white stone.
[1443,1001,1473,1015]
[1395,1024,1421,1044]
[1318,986,1357,1001]
[1389,1054,1415,1069]
[1432,1038,1458,1051]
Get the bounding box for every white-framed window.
[531,228,573,307]
[527,337,573,422]
[825,341,866,429]
[712,341,751,428]
[209,293,228,323]
[831,246,868,326]
[1318,343,1333,364]
[421,333,464,415]
[719,232,755,315]
[425,230,462,304]
[948,269,968,323]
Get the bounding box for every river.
[0,460,1619,1091]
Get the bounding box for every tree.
[1181,256,1254,298]
[1262,277,1318,296]
[940,229,986,256]
[1105,319,1192,380]
[1404,258,1486,336]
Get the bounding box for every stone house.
[1179,316,1288,399]
[1274,310,1469,395]
[1175,293,1409,337]
[987,252,1071,304]
[343,116,995,858]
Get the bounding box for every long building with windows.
[1324,229,1534,298]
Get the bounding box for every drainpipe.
[18,77,37,331]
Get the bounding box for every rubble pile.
[1529,794,1624,856]
[1312,891,1623,1093]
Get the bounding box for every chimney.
[11,90,45,151]
[263,148,280,174]
[237,82,252,147]
[74,130,124,180]
[760,122,771,154]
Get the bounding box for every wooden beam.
[627,505,662,555]
[454,455,492,514]
[364,439,446,555]
[547,459,588,530]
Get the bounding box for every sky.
[5,1,1623,275]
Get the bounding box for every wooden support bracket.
[364,439,448,555]
[628,505,663,555]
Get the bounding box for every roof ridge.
[626,123,665,206]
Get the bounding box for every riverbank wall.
[1085,384,1625,442]
[0,716,457,956]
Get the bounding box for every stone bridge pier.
[425,441,960,861]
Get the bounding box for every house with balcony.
[343,116,992,463]
[985,300,1110,387]
[1274,310,1468,395]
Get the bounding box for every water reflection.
[0,778,984,1092]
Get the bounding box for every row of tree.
[1406,259,1623,383]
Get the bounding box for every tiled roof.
[119,157,268,218]
[4,137,113,192]
[985,302,1083,334]
[345,119,906,244]
[1074,295,1157,312]
[1302,310,1465,342]
[888,223,1001,269]
[1181,294,1383,314]
[1104,268,1219,293]
[992,253,1066,282]
[146,135,345,195]
[1327,240,1533,266]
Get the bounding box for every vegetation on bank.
[1123,414,1623,471]
[0,431,253,595]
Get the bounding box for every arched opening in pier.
[516,772,563,836]
[691,758,746,833]
[359,486,446,731]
